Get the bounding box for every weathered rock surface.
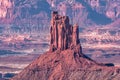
[11,12,120,80]
[50,11,80,51]
[11,49,120,80]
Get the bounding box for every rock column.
[50,11,80,52]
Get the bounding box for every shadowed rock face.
[50,11,80,51]
[11,12,120,80]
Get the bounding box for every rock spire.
[11,11,120,80]
[50,11,80,51]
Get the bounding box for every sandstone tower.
[11,11,120,80]
[50,11,80,52]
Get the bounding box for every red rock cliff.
[10,11,120,80]
[50,11,80,51]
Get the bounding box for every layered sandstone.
[50,11,80,51]
[11,12,120,80]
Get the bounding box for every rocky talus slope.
[11,12,120,80]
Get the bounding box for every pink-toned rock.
[50,11,80,51]
[72,24,79,46]
[10,11,120,80]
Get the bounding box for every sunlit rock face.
[0,0,13,18]
[0,0,119,25]
[11,11,120,80]
[50,11,80,51]
[85,0,120,20]
[0,0,51,24]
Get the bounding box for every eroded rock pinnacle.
[50,11,80,52]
